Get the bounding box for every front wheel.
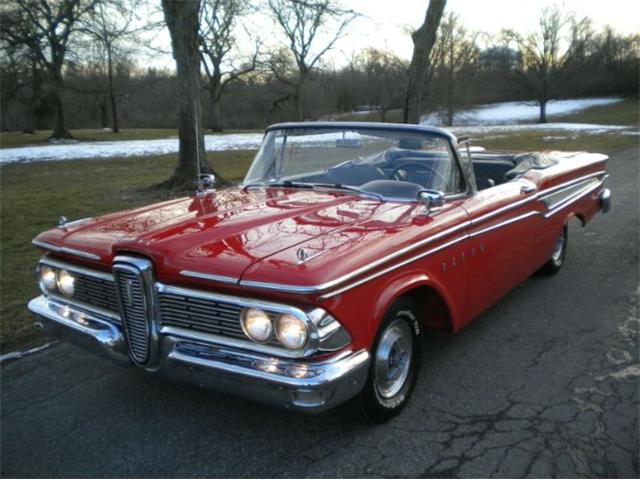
[357,298,422,422]
[537,224,568,275]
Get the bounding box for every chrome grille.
[158,291,246,340]
[114,266,150,364]
[72,273,119,315]
[158,290,279,346]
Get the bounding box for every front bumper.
[599,187,612,213]
[29,295,369,413]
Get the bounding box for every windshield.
[244,127,465,197]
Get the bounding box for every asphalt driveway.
[1,148,638,478]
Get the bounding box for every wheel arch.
[371,272,458,337]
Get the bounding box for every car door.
[460,179,546,325]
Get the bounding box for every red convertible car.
[29,122,611,421]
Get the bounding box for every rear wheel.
[358,298,422,422]
[538,224,568,275]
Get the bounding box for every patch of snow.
[422,97,624,126]
[542,135,573,141]
[0,133,265,164]
[451,123,633,136]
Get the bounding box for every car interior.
[289,147,521,198]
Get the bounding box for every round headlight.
[40,266,57,292]
[240,308,272,342]
[57,270,75,297]
[275,314,308,350]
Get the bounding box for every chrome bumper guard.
[599,188,611,214]
[28,295,369,413]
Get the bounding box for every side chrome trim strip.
[32,240,61,251]
[544,180,604,218]
[320,234,469,300]
[32,239,101,261]
[469,211,543,238]
[320,180,605,299]
[471,171,606,227]
[239,220,472,293]
[243,173,607,295]
[537,170,606,198]
[59,247,101,260]
[59,217,93,228]
[179,270,239,285]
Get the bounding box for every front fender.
[370,269,461,335]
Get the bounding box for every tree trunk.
[446,64,454,126]
[49,72,72,139]
[293,82,304,121]
[209,90,223,132]
[208,80,222,133]
[0,98,9,132]
[23,57,39,134]
[24,94,36,134]
[538,100,547,123]
[99,96,108,129]
[403,0,447,124]
[106,46,120,133]
[161,0,224,190]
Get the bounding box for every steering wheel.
[389,161,449,190]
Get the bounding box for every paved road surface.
[2,149,638,478]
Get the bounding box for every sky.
[328,0,640,63]
[143,0,640,69]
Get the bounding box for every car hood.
[35,187,428,284]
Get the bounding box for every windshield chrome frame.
[242,123,475,203]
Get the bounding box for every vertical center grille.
[113,260,152,364]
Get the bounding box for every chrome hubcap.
[551,229,566,264]
[375,319,413,399]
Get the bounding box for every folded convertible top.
[506,152,560,179]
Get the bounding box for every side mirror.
[416,189,445,214]
[195,174,216,194]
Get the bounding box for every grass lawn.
[1,97,638,352]
[549,98,639,126]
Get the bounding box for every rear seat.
[472,160,515,190]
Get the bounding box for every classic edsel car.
[29,122,611,421]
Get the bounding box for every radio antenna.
[195,99,201,180]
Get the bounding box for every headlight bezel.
[236,301,322,356]
[56,269,75,297]
[275,313,308,350]
[39,265,58,293]
[240,307,274,343]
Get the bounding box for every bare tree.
[199,0,258,132]
[267,0,357,120]
[504,7,584,123]
[433,13,479,126]
[355,49,406,122]
[1,0,96,138]
[161,0,223,190]
[81,0,146,133]
[0,33,29,131]
[403,0,446,124]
